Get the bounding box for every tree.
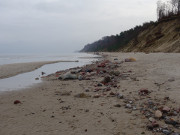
[157,0,180,20]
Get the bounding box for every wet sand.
[0,53,180,135]
[0,60,78,79]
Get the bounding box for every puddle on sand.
[0,58,97,92]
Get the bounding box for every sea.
[0,53,100,92]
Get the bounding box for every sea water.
[0,53,100,92]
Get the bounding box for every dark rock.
[85,89,90,92]
[14,100,21,104]
[41,72,46,75]
[147,122,159,130]
[165,118,179,127]
[97,83,103,87]
[102,76,111,84]
[114,104,121,107]
[85,109,89,112]
[85,69,93,73]
[139,88,150,96]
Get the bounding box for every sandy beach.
[0,53,180,135]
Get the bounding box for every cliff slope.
[81,17,180,53]
[122,17,180,52]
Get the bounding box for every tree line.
[157,0,180,20]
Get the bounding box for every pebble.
[114,104,121,108]
[139,88,150,96]
[74,93,90,98]
[102,76,111,84]
[155,110,162,118]
[94,94,100,98]
[85,109,89,112]
[162,129,171,135]
[85,89,90,92]
[97,83,103,87]
[117,93,124,99]
[149,117,156,123]
[147,122,159,130]
[14,100,21,104]
[162,106,170,113]
[165,118,179,126]
[125,104,132,109]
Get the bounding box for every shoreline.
[0,52,180,135]
[0,60,79,79]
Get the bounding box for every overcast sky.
[0,0,158,53]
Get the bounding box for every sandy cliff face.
[121,17,180,52]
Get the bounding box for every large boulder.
[59,72,78,80]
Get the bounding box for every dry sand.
[0,60,78,79]
[0,53,180,135]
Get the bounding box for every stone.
[74,93,90,98]
[59,72,78,80]
[14,100,21,104]
[78,75,83,80]
[155,110,162,118]
[35,77,39,80]
[109,92,116,96]
[114,104,121,107]
[165,118,179,126]
[85,89,90,92]
[149,117,156,123]
[117,93,124,99]
[41,72,46,75]
[97,83,103,87]
[132,106,137,110]
[162,129,171,135]
[147,122,159,130]
[71,69,81,74]
[162,106,170,113]
[125,104,132,109]
[125,58,136,62]
[102,76,111,84]
[139,88,150,96]
[93,94,101,98]
[110,71,120,76]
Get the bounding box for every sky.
[0,0,159,53]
